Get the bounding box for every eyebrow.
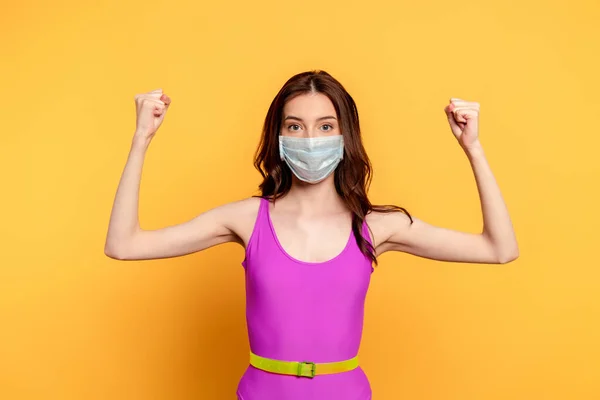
[283,115,337,122]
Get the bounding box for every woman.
[104,70,518,399]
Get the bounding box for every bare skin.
[104,90,518,265]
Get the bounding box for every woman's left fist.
[444,98,480,150]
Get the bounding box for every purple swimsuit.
[236,198,373,399]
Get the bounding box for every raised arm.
[372,98,519,264]
[104,89,251,261]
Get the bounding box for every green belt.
[249,351,359,378]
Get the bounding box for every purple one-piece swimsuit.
[236,198,374,400]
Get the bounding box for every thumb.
[160,94,171,108]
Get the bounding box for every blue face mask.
[279,135,344,183]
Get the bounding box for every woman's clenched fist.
[133,89,171,141]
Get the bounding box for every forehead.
[283,92,337,118]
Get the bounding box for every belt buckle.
[297,361,316,378]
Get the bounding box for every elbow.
[104,245,124,260]
[496,245,520,264]
[498,252,519,264]
[104,239,130,260]
[485,232,519,264]
[104,229,142,260]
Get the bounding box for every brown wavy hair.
[254,70,412,265]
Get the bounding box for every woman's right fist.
[134,89,171,140]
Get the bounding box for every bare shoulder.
[222,196,262,247]
[366,209,414,249]
[221,196,262,215]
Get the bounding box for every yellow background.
[1,0,599,398]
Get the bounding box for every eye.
[288,124,301,131]
[321,124,334,131]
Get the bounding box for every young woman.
[105,70,518,400]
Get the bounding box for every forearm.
[465,141,519,262]
[104,136,151,254]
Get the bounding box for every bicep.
[377,213,500,264]
[106,203,239,261]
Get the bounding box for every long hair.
[254,70,413,265]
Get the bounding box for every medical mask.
[279,135,344,183]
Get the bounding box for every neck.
[283,174,345,213]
